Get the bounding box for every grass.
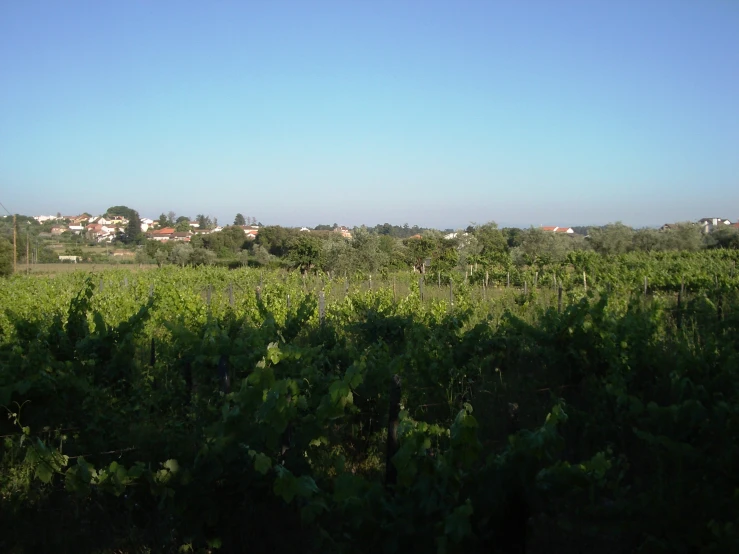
[18,263,153,275]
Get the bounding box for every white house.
[698,218,731,233]
[541,226,575,234]
[34,215,61,223]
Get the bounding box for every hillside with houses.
[2,205,739,275]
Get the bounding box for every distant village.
[31,213,356,244]
[31,214,739,244]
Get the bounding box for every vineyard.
[1,250,739,553]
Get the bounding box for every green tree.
[0,237,12,276]
[289,235,323,273]
[196,214,212,230]
[120,211,143,245]
[256,226,299,257]
[175,220,191,232]
[106,205,137,220]
[234,213,246,226]
[135,249,152,264]
[706,227,739,249]
[429,239,459,274]
[170,243,193,267]
[587,222,634,255]
[154,249,170,267]
[471,222,508,266]
[190,247,217,266]
[404,235,436,273]
[158,213,170,228]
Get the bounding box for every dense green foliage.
[1,253,739,552]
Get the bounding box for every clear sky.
[1,0,737,229]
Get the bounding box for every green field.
[1,257,738,553]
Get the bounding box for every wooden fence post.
[256,285,262,303]
[524,281,528,296]
[644,276,648,296]
[583,271,587,292]
[419,276,424,302]
[507,272,510,289]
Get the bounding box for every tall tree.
[121,211,143,244]
[196,214,213,229]
[158,213,169,227]
[234,213,246,226]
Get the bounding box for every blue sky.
[1,0,737,228]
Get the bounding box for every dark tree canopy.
[234,213,246,226]
[106,206,137,220]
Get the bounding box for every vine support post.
[534,271,538,288]
[449,279,454,309]
[524,281,528,296]
[287,293,291,311]
[319,290,325,325]
[583,271,587,292]
[644,276,648,296]
[229,283,234,307]
[507,271,510,289]
[256,285,262,303]
[149,283,154,299]
[393,278,396,303]
[385,374,401,490]
[419,276,424,303]
[558,285,563,314]
[218,354,230,394]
